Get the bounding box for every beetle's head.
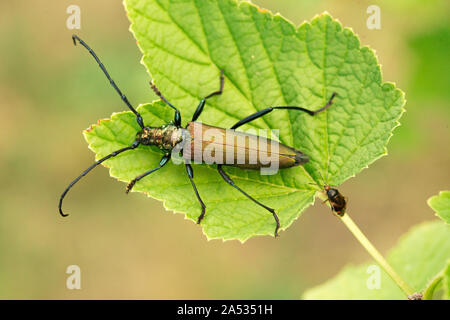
[325,185,338,198]
[136,126,155,145]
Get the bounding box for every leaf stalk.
[339,213,415,297]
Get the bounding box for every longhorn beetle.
[59,35,337,237]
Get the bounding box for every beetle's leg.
[126,154,171,193]
[191,70,225,122]
[217,165,280,237]
[72,35,144,129]
[149,82,182,127]
[184,163,207,224]
[59,141,140,217]
[231,92,337,130]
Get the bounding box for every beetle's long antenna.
[59,141,140,217]
[72,35,145,129]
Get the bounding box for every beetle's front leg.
[191,70,225,122]
[126,153,171,193]
[149,82,182,126]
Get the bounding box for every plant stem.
[339,213,415,297]
[422,268,445,300]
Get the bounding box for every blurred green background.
[0,0,448,299]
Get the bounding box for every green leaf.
[408,24,450,102]
[428,191,450,224]
[422,261,450,300]
[84,0,405,241]
[444,263,450,300]
[302,221,450,299]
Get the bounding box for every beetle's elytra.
[59,35,337,237]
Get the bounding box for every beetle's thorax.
[136,124,184,151]
[325,185,338,200]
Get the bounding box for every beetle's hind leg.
[191,70,225,122]
[217,165,280,237]
[230,92,337,130]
